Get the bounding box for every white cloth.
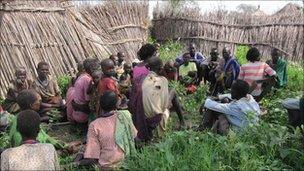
[282,98,300,110]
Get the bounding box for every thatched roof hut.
[0,0,149,97]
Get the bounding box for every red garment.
[186,85,197,94]
[98,77,119,96]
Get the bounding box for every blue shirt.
[175,52,206,66]
[204,94,260,128]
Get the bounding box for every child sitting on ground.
[74,91,137,169]
[1,110,60,170]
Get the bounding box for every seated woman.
[282,96,304,127]
[1,110,60,170]
[66,58,100,124]
[200,80,261,134]
[33,62,63,121]
[2,68,32,114]
[74,91,137,170]
[239,47,277,102]
[9,89,66,149]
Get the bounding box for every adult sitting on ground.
[9,89,66,149]
[201,48,220,84]
[282,96,304,127]
[214,47,240,95]
[66,58,100,124]
[74,91,137,170]
[1,110,60,170]
[175,43,206,84]
[200,80,261,134]
[132,43,157,81]
[2,68,33,114]
[130,57,185,142]
[266,48,288,87]
[33,61,63,120]
[239,47,277,102]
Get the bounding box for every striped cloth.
[239,62,276,96]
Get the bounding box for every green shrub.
[235,45,249,65]
[57,75,71,97]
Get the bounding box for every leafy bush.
[57,75,71,97]
[235,45,249,65]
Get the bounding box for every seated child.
[200,80,261,134]
[75,91,137,169]
[9,89,65,149]
[1,110,60,170]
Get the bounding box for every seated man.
[282,96,304,127]
[130,57,185,141]
[239,47,277,102]
[33,61,63,120]
[200,80,261,134]
[266,48,288,87]
[201,48,220,84]
[214,47,240,95]
[1,110,60,170]
[177,53,199,93]
[2,68,33,114]
[74,91,137,169]
[175,43,206,84]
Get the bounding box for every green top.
[275,58,288,87]
[179,62,197,77]
[9,115,66,149]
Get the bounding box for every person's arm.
[238,67,245,80]
[195,52,206,65]
[204,98,232,115]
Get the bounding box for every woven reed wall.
[0,0,149,97]
[152,3,304,62]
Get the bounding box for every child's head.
[17,110,41,140]
[109,54,119,66]
[91,70,103,84]
[146,57,163,74]
[210,48,219,61]
[123,62,132,74]
[117,52,125,64]
[231,80,249,100]
[83,58,100,75]
[183,52,191,66]
[101,59,116,77]
[99,91,118,113]
[246,47,260,62]
[17,89,41,111]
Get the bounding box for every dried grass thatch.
[152,3,304,62]
[0,0,149,97]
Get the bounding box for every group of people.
[0,42,303,170]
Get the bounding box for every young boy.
[98,59,120,96]
[267,48,288,87]
[1,110,60,170]
[75,91,137,169]
[201,80,261,134]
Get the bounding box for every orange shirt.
[97,77,119,96]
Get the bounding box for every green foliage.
[57,75,71,97]
[124,122,304,170]
[0,132,10,148]
[158,40,183,62]
[235,45,249,65]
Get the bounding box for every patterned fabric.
[115,110,137,157]
[204,94,261,128]
[84,112,137,168]
[175,52,206,66]
[33,76,61,103]
[239,61,276,96]
[142,72,170,136]
[1,143,60,170]
[66,73,92,123]
[3,79,33,113]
